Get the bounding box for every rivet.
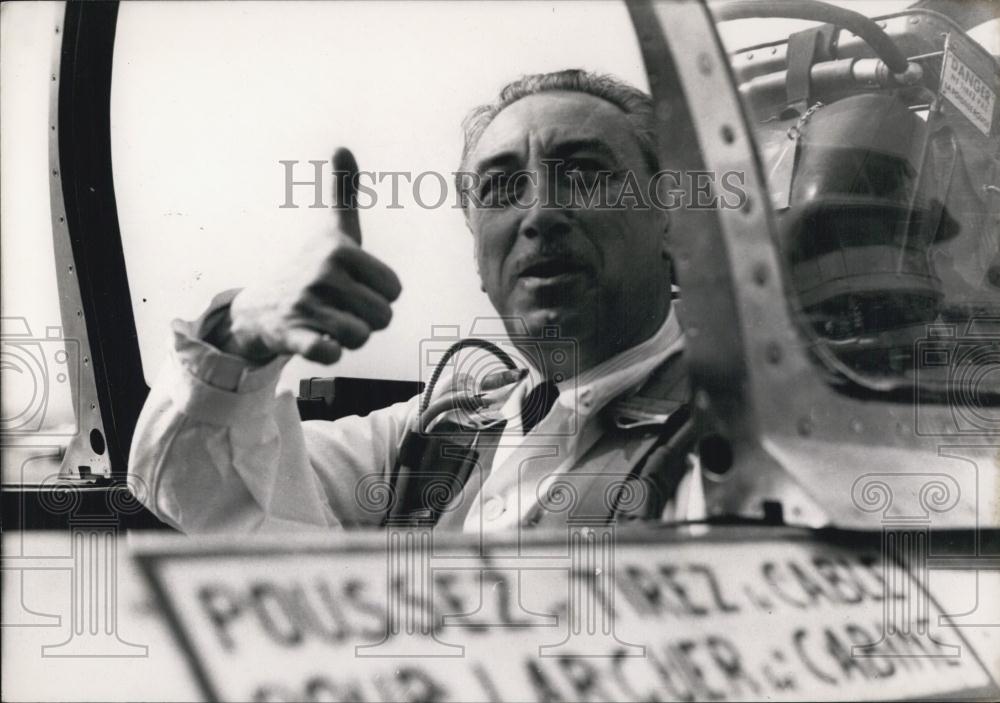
[695,389,711,411]
[697,53,713,75]
[753,264,768,285]
[746,52,754,60]
[765,342,782,364]
[721,125,735,144]
[987,266,1000,288]
[850,419,863,434]
[797,417,813,436]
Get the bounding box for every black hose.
[418,338,518,415]
[712,0,911,74]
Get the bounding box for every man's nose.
[517,174,572,240]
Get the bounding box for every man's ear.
[471,232,487,292]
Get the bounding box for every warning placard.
[940,48,996,136]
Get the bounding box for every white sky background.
[3,0,977,407]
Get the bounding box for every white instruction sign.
[135,531,997,702]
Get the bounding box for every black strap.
[384,420,506,526]
[527,353,695,527]
[520,381,560,435]
[614,404,695,522]
[785,24,838,111]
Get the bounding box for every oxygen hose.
[418,338,518,416]
[386,338,519,525]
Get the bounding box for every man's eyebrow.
[472,151,521,175]
[472,138,620,174]
[548,138,618,162]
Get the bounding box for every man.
[129,69,699,533]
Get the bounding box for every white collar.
[499,306,685,423]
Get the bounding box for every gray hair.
[458,69,661,179]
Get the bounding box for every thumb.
[332,147,362,245]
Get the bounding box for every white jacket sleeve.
[127,297,419,534]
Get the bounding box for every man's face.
[466,91,671,368]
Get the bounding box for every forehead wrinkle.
[470,119,527,172]
[541,101,645,170]
[579,104,647,166]
[469,92,645,172]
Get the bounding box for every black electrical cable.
[419,338,518,415]
[712,0,911,74]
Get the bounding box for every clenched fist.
[209,148,402,365]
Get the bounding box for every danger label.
[940,48,995,136]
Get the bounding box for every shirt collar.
[499,306,685,421]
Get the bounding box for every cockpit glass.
[710,0,1000,409]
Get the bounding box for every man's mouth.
[518,258,589,284]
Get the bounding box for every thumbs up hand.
[215,148,402,365]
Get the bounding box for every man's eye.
[502,175,527,203]
[477,173,521,207]
[478,173,503,202]
[564,158,603,175]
